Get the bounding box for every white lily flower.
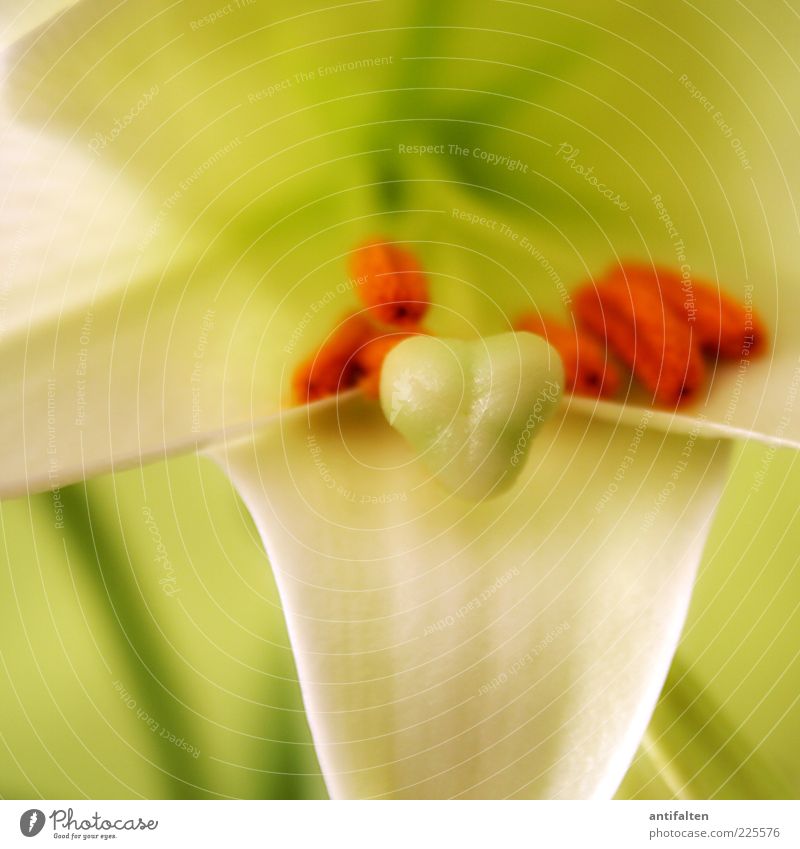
[2,1,798,799]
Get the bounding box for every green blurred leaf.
[619,442,800,799]
[0,455,326,799]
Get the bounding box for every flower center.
[291,240,766,411]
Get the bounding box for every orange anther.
[515,313,620,399]
[355,333,418,398]
[608,263,767,359]
[349,238,429,327]
[292,313,375,404]
[573,279,706,408]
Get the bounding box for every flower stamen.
[606,263,766,359]
[291,313,374,404]
[573,277,706,408]
[292,240,429,405]
[514,313,620,399]
[349,238,430,327]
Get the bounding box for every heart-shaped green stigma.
[379,332,564,500]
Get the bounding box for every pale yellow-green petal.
[2,0,409,227]
[0,112,381,496]
[211,398,730,799]
[6,1,799,307]
[0,0,76,48]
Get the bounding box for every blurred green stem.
[56,483,209,798]
[619,661,791,800]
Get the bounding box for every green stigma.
[379,332,564,500]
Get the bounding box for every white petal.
[212,399,730,799]
[2,0,404,222]
[0,0,76,48]
[0,112,379,496]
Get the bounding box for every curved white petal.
[2,0,405,225]
[0,0,76,49]
[211,400,730,798]
[0,111,380,496]
[0,0,409,496]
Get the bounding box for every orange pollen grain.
[291,313,375,405]
[514,313,620,399]
[349,238,430,327]
[573,279,706,408]
[607,262,766,359]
